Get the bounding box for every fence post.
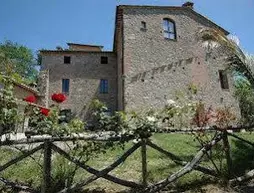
[222,131,232,179]
[42,140,52,193]
[141,139,147,187]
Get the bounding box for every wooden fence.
[1,126,254,193]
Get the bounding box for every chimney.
[182,2,194,9]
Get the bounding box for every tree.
[245,54,254,73]
[197,29,254,125]
[0,40,38,83]
[197,28,254,86]
[235,78,254,124]
[0,74,20,135]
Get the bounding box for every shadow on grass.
[156,151,195,163]
[237,185,254,193]
[231,139,254,176]
[173,176,215,193]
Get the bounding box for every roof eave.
[13,81,40,96]
[39,50,115,54]
[67,43,104,49]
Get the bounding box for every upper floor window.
[100,79,108,94]
[64,56,71,64]
[219,70,229,90]
[62,79,70,94]
[101,56,108,64]
[141,21,147,31]
[163,18,176,40]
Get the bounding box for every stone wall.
[68,44,102,51]
[121,7,240,115]
[37,70,49,107]
[41,51,117,120]
[115,7,124,111]
[40,5,241,120]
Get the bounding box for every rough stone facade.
[68,43,103,52]
[40,51,117,120]
[40,3,240,120]
[117,6,239,114]
[37,70,49,107]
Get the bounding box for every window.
[219,70,229,89]
[64,56,71,64]
[62,79,70,94]
[101,56,108,64]
[100,79,108,94]
[163,19,176,40]
[141,21,147,30]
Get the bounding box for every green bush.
[235,79,254,125]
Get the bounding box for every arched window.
[163,18,176,40]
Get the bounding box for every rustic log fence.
[1,126,254,193]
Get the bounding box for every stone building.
[40,2,240,120]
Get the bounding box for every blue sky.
[0,0,253,54]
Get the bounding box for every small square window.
[64,56,71,64]
[219,70,229,90]
[141,21,147,30]
[101,56,108,64]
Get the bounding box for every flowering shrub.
[215,107,236,129]
[51,93,67,103]
[163,93,196,129]
[0,75,20,135]
[40,107,50,116]
[91,100,160,138]
[24,95,36,103]
[192,102,216,127]
[129,112,159,139]
[25,92,85,136]
[91,99,129,133]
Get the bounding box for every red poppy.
[51,93,67,103]
[24,95,36,103]
[40,108,50,116]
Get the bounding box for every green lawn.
[1,132,254,192]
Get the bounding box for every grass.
[0,147,43,193]
[1,132,254,192]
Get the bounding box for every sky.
[0,0,254,54]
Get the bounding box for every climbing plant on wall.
[0,74,20,135]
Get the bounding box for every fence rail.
[1,125,254,193]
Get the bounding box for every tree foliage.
[235,79,254,125]
[198,28,254,86]
[0,75,20,135]
[0,40,38,82]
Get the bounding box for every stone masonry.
[40,51,117,120]
[39,3,240,120]
[117,5,239,114]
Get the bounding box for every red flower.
[51,93,67,103]
[24,95,36,103]
[40,108,50,116]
